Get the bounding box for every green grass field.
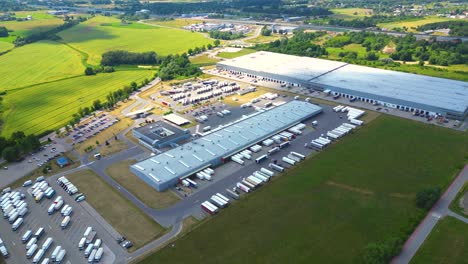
[190,55,219,67]
[377,16,460,32]
[139,116,468,264]
[330,8,373,20]
[0,40,84,91]
[68,169,165,251]
[327,43,390,60]
[217,48,257,59]
[58,16,212,65]
[0,11,63,42]
[146,18,202,28]
[245,34,283,44]
[1,70,153,136]
[411,216,468,264]
[0,41,13,52]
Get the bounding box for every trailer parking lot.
[0,174,128,264]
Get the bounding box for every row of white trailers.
[176,86,241,105]
[310,123,357,150]
[333,105,366,124]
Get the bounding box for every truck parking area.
[0,175,126,264]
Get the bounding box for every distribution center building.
[132,121,191,151]
[217,51,468,120]
[130,100,322,191]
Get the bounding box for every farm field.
[1,70,153,136]
[146,18,203,28]
[217,48,256,59]
[330,8,373,19]
[377,16,460,32]
[0,11,63,41]
[245,34,283,44]
[139,116,468,264]
[411,216,468,264]
[0,40,84,90]
[68,169,165,251]
[0,41,13,52]
[190,54,219,67]
[58,16,213,64]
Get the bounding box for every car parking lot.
[68,114,119,145]
[0,175,128,264]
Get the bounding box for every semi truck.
[216,193,230,203]
[269,163,284,172]
[290,152,305,160]
[282,157,296,166]
[226,189,240,200]
[236,183,250,193]
[260,168,274,177]
[255,154,268,164]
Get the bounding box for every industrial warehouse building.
[130,101,322,191]
[217,51,468,120]
[132,121,191,151]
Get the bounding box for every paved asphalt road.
[392,164,468,264]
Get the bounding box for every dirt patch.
[382,45,395,54]
[326,181,374,195]
[389,193,414,199]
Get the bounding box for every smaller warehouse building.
[163,113,191,126]
[131,100,322,191]
[132,121,191,151]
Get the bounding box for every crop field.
[411,216,468,264]
[0,11,63,40]
[140,116,468,264]
[1,70,153,136]
[0,40,83,91]
[377,16,459,32]
[146,18,203,28]
[245,34,283,44]
[217,48,257,59]
[0,41,13,52]
[190,55,219,67]
[330,8,373,19]
[58,16,212,65]
[68,169,165,251]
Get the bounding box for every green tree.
[2,146,19,162]
[84,67,95,75]
[416,187,441,210]
[214,39,220,46]
[0,26,8,37]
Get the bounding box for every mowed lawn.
[140,116,468,264]
[411,216,468,264]
[1,70,153,136]
[58,16,213,65]
[68,170,165,251]
[217,48,257,59]
[0,40,83,90]
[0,11,63,39]
[330,8,373,19]
[0,41,13,52]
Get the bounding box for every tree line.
[0,131,41,162]
[101,50,160,66]
[255,30,328,58]
[209,30,245,40]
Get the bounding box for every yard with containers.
[139,115,468,264]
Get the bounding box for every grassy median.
[68,169,165,251]
[106,160,180,209]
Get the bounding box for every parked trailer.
[88,249,97,263]
[55,249,66,263]
[318,137,332,144]
[26,237,37,250]
[94,247,104,262]
[226,189,240,200]
[185,179,198,188]
[282,157,296,166]
[250,145,262,153]
[84,244,93,257]
[287,154,301,163]
[22,230,32,243]
[279,141,290,149]
[61,216,70,229]
[203,168,213,175]
[247,176,263,186]
[41,237,53,251]
[216,193,229,203]
[40,258,50,264]
[260,168,274,177]
[288,128,302,135]
[342,123,357,129]
[310,141,325,150]
[290,152,305,160]
[326,132,340,140]
[231,156,245,165]
[201,201,218,215]
[12,217,23,231]
[239,152,251,160]
[349,119,364,126]
[269,163,284,172]
[27,244,38,258]
[181,180,190,187]
[255,154,268,164]
[8,212,19,223]
[51,246,61,260]
[241,180,255,189]
[210,196,227,208]
[245,177,260,187]
[236,183,250,193]
[262,139,274,146]
[253,172,269,182]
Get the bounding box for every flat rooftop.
[218,51,468,114]
[131,101,322,186]
[134,121,187,142]
[312,63,468,113]
[218,51,347,81]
